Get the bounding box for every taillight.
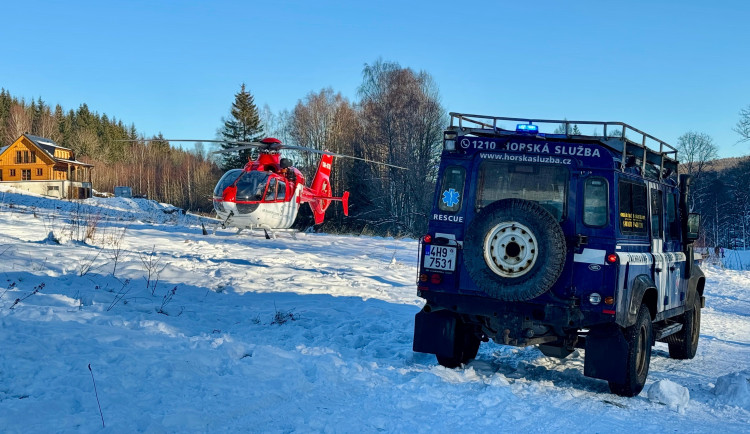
[419,274,428,282]
[606,254,618,264]
[430,274,442,284]
[423,234,432,244]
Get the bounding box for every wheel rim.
[483,221,538,278]
[636,325,647,376]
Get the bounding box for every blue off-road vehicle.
[413,113,705,397]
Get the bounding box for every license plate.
[424,245,457,271]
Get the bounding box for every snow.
[647,380,690,413]
[714,371,750,410]
[697,247,750,271]
[1,185,749,432]
[722,249,750,271]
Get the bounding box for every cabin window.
[477,162,568,221]
[16,151,22,164]
[31,151,36,163]
[265,179,277,200]
[36,168,43,176]
[666,193,680,241]
[618,180,648,235]
[438,166,466,213]
[22,169,31,180]
[583,177,608,227]
[277,181,286,200]
[0,169,3,181]
[650,188,663,239]
[10,169,16,177]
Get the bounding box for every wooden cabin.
[0,134,93,198]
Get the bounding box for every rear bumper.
[418,289,615,342]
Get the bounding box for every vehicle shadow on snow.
[465,346,612,394]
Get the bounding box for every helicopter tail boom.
[308,153,349,224]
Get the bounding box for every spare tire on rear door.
[463,198,567,301]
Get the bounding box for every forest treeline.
[689,156,750,249]
[1,63,749,238]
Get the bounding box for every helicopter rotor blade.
[284,147,407,170]
[118,138,406,170]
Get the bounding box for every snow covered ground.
[0,186,748,433]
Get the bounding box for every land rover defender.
[413,113,705,397]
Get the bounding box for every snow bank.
[0,184,205,227]
[713,371,750,410]
[648,380,690,413]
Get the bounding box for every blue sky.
[1,0,748,157]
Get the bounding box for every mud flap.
[584,324,628,383]
[413,309,457,357]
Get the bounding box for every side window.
[650,188,663,238]
[277,180,286,200]
[583,177,608,227]
[265,178,277,200]
[438,166,466,213]
[618,180,648,235]
[666,193,680,241]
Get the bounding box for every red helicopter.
[210,137,347,235]
[206,137,404,237]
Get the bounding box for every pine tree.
[218,83,264,170]
[553,120,581,135]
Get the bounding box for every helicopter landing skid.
[215,211,234,233]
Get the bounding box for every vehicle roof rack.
[448,112,679,180]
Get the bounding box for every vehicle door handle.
[655,267,663,272]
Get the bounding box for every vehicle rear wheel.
[436,321,481,369]
[608,304,652,397]
[667,297,701,359]
[463,199,566,301]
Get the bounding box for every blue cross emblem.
[442,188,460,208]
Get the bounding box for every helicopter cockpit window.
[235,171,270,201]
[265,179,277,201]
[277,181,286,200]
[213,169,243,197]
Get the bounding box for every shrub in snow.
[271,308,297,325]
[647,379,689,413]
[713,371,750,410]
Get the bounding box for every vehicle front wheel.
[608,304,653,397]
[667,297,701,359]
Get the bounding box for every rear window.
[438,166,466,213]
[476,162,568,220]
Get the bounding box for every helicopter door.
[265,179,277,201]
